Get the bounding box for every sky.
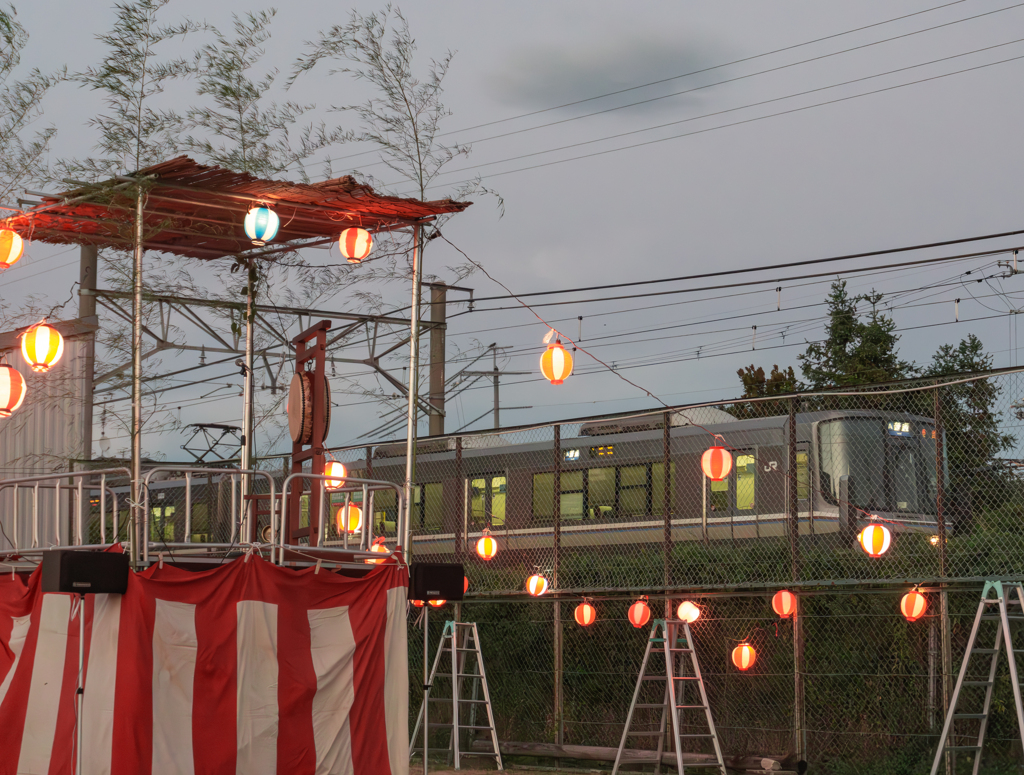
[4,0,1024,461]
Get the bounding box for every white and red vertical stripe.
[0,554,409,775]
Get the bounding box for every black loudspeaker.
[409,562,465,602]
[41,550,129,595]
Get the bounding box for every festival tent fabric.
[0,551,409,775]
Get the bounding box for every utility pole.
[428,283,446,436]
[460,345,530,430]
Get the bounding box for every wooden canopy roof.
[4,156,470,260]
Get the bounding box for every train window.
[471,475,506,527]
[797,452,809,500]
[818,420,884,510]
[373,489,398,533]
[887,445,920,513]
[619,465,650,517]
[709,477,729,512]
[533,473,554,520]
[588,467,614,518]
[561,470,584,519]
[413,483,444,532]
[736,455,756,511]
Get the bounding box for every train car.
[346,407,956,559]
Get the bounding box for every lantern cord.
[437,233,887,527]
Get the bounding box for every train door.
[469,473,507,528]
[704,448,758,540]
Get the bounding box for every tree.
[732,364,798,418]
[0,4,62,203]
[925,334,1014,512]
[798,281,914,389]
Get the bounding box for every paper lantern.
[20,322,63,373]
[676,600,701,624]
[243,206,280,246]
[540,340,573,385]
[732,643,756,671]
[575,601,596,627]
[365,537,389,565]
[0,365,26,418]
[464,576,469,593]
[628,598,651,629]
[859,524,892,557]
[411,599,424,608]
[0,229,24,271]
[428,599,446,608]
[323,460,348,491]
[901,590,927,622]
[476,532,498,561]
[701,446,732,481]
[339,228,373,263]
[335,504,362,534]
[526,573,549,597]
[772,590,797,619]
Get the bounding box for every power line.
[409,48,1024,193]
[294,0,970,170]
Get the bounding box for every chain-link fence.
[377,369,1024,772]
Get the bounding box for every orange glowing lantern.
[676,601,701,624]
[858,523,892,557]
[464,576,469,593]
[0,230,24,272]
[0,365,26,418]
[476,530,498,561]
[428,599,446,608]
[732,643,756,671]
[575,601,597,627]
[339,228,373,264]
[20,322,63,373]
[901,590,927,622]
[526,573,549,597]
[772,590,797,619]
[324,460,348,491]
[540,340,573,385]
[701,446,732,481]
[335,504,362,534]
[628,597,651,629]
[411,599,424,607]
[365,536,389,565]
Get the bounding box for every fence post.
[663,411,672,610]
[553,424,563,745]
[935,387,953,775]
[789,398,806,764]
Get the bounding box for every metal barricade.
[0,468,129,553]
[142,467,276,563]
[279,472,405,565]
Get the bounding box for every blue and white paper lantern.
[243,206,280,246]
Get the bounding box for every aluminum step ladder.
[929,581,1024,775]
[410,621,503,770]
[613,619,726,775]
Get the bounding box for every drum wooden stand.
[287,320,331,546]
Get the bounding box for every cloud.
[488,32,728,116]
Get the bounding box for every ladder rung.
[953,713,988,719]
[454,647,480,652]
[458,725,495,730]
[432,673,481,678]
[673,676,701,681]
[458,698,489,704]
[668,648,694,653]
[676,704,709,709]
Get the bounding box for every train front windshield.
[818,418,941,515]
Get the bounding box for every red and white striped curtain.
[0,552,409,775]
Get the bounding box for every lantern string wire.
[438,232,889,529]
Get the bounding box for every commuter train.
[110,407,957,556]
[346,406,956,558]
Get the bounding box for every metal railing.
[141,467,276,563]
[279,472,406,564]
[0,468,128,553]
